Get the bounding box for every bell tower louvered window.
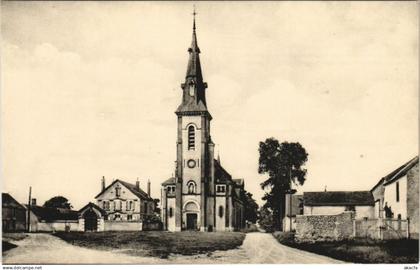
[188,125,195,150]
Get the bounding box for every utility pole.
[27,186,32,232]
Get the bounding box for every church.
[161,14,248,232]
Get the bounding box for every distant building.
[160,16,247,231]
[371,156,419,238]
[302,191,375,219]
[282,194,303,232]
[78,177,156,231]
[2,193,26,232]
[26,198,79,232]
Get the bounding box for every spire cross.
[192,5,197,31]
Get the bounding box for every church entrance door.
[186,213,198,230]
[83,209,98,232]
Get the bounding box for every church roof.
[303,191,374,206]
[162,177,176,186]
[94,179,153,201]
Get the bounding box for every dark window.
[167,186,175,194]
[116,186,121,197]
[188,126,195,150]
[219,206,224,217]
[216,185,226,193]
[169,207,173,217]
[396,182,400,202]
[127,214,132,221]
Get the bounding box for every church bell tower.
[174,10,215,231]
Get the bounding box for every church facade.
[161,16,247,232]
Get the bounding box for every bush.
[273,231,295,245]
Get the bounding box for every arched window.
[187,181,196,194]
[219,206,224,218]
[169,207,173,217]
[188,125,195,150]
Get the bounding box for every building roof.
[94,179,153,201]
[2,193,25,210]
[27,205,79,222]
[383,156,419,186]
[162,177,176,186]
[78,202,107,216]
[232,178,244,187]
[303,191,375,206]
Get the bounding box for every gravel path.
[3,232,343,264]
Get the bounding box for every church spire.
[186,6,202,80]
[176,7,210,116]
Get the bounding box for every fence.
[354,218,409,240]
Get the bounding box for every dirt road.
[3,232,342,264]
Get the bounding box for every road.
[3,232,343,264]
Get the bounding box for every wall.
[215,196,226,231]
[371,181,385,218]
[384,176,407,219]
[355,206,374,219]
[2,207,26,232]
[295,212,354,242]
[166,197,176,231]
[282,216,296,232]
[407,163,419,238]
[304,206,345,216]
[104,221,142,231]
[36,221,79,232]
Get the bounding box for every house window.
[167,186,175,194]
[114,214,121,220]
[129,201,133,210]
[396,182,400,202]
[169,207,174,217]
[187,180,196,194]
[216,185,226,193]
[102,201,106,209]
[106,201,110,210]
[219,206,224,217]
[116,186,121,198]
[188,125,195,150]
[127,214,132,221]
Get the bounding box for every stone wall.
[295,212,354,242]
[103,221,142,231]
[407,163,419,239]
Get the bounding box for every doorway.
[83,209,98,232]
[186,213,198,230]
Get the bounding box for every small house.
[303,191,375,219]
[2,193,26,232]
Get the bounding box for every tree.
[243,191,258,224]
[258,138,308,231]
[43,196,72,209]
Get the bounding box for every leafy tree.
[258,206,275,232]
[243,191,258,224]
[258,138,308,231]
[43,196,72,209]
[152,198,161,215]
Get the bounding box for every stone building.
[371,156,419,238]
[2,193,26,232]
[79,177,156,231]
[302,191,375,219]
[160,15,247,232]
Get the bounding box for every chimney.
[101,176,106,191]
[147,179,151,196]
[31,198,37,206]
[136,178,140,191]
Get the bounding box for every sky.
[2,1,418,209]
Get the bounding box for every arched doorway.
[183,201,199,230]
[83,209,98,232]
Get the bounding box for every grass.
[54,231,245,258]
[273,231,419,264]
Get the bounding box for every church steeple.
[176,8,209,116]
